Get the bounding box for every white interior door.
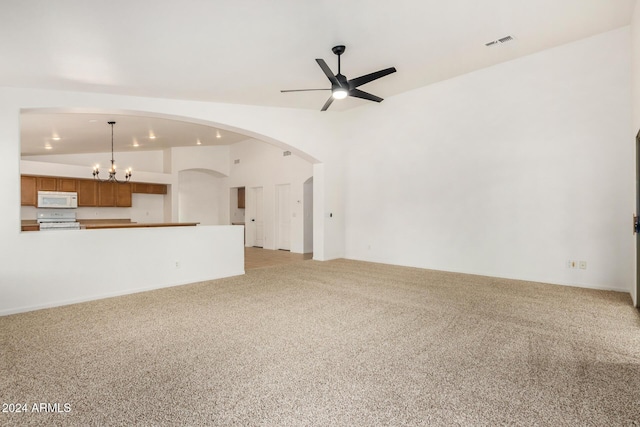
[250,187,264,247]
[276,184,291,250]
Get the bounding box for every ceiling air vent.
[485,35,515,47]
[234,159,240,164]
[283,151,291,157]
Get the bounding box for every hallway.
[244,247,312,270]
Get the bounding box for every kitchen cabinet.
[116,183,132,207]
[37,176,57,191]
[97,182,132,207]
[238,187,245,209]
[35,176,78,193]
[21,176,37,206]
[98,182,116,206]
[132,182,167,195]
[77,179,98,206]
[57,178,77,192]
[21,175,157,208]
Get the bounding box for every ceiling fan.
[281,45,397,111]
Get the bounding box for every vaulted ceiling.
[6,0,636,155]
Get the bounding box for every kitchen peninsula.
[21,219,198,231]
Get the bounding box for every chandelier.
[92,121,132,183]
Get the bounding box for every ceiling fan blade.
[316,59,340,86]
[280,89,330,93]
[349,89,383,103]
[348,67,397,88]
[320,96,334,111]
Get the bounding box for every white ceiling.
[20,112,249,156]
[6,0,636,155]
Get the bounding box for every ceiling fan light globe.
[332,88,348,99]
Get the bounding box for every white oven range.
[37,210,81,231]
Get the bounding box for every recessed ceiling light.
[216,130,221,139]
[196,139,202,145]
[133,140,139,147]
[52,136,61,141]
[149,135,156,140]
[44,145,52,150]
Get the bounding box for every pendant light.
[92,121,132,183]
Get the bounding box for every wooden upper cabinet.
[131,182,167,195]
[35,176,78,192]
[97,182,132,207]
[77,179,98,207]
[20,175,157,208]
[57,178,77,192]
[97,182,116,206]
[115,183,132,207]
[37,176,57,191]
[238,187,245,209]
[21,175,37,206]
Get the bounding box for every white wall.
[167,145,231,222]
[178,169,224,225]
[226,139,313,253]
[343,27,634,293]
[3,225,243,315]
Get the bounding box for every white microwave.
[37,191,78,209]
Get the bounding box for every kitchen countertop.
[21,219,199,231]
[82,222,199,229]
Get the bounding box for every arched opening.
[19,108,319,255]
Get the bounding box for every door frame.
[633,130,640,308]
[275,183,291,251]
[248,186,264,248]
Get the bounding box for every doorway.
[636,129,640,308]
[303,177,313,254]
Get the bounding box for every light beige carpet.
[1,259,639,426]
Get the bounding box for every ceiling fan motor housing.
[332,45,346,56]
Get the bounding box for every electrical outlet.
[567,260,577,269]
[579,261,587,270]
[175,261,180,269]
